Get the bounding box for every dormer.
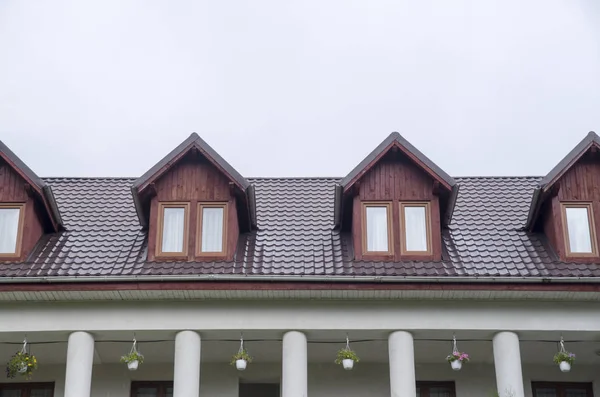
[335,132,458,261]
[131,133,255,261]
[526,131,600,262]
[0,140,62,261]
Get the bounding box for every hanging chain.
[452,334,459,353]
[20,337,28,354]
[559,336,566,353]
[238,333,244,354]
[129,333,138,354]
[345,334,350,350]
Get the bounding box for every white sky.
[1,0,599,178]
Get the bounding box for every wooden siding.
[147,153,238,261]
[0,160,45,261]
[543,155,600,262]
[352,153,442,261]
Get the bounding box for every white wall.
[4,362,599,397]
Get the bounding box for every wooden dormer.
[335,132,458,262]
[131,133,255,262]
[527,131,600,262]
[0,140,62,261]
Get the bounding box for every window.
[239,383,280,397]
[417,382,455,397]
[362,202,393,254]
[561,203,597,256]
[532,382,593,397]
[197,202,228,256]
[156,202,190,257]
[400,202,432,255]
[130,382,173,397]
[0,203,25,257]
[0,383,54,397]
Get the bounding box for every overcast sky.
[1,1,599,178]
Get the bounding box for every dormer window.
[400,202,432,255]
[362,202,393,254]
[561,202,597,257]
[197,202,228,256]
[157,202,190,257]
[0,203,25,257]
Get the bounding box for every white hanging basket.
[559,361,571,372]
[236,359,247,371]
[450,360,462,371]
[18,363,28,374]
[128,360,139,371]
[342,359,354,370]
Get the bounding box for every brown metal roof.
[2,175,600,280]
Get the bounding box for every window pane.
[404,206,428,251]
[0,390,22,397]
[565,389,588,397]
[161,207,185,253]
[0,208,20,254]
[166,387,173,397]
[565,207,593,253]
[30,390,53,397]
[133,387,159,397]
[430,387,452,397]
[201,207,224,252]
[366,206,389,252]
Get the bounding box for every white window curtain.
[366,206,388,252]
[0,208,20,254]
[404,206,428,252]
[161,207,185,252]
[565,207,593,253]
[202,207,224,252]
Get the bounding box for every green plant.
[230,349,253,365]
[334,348,360,364]
[120,351,144,364]
[6,352,38,379]
[446,351,470,363]
[553,351,575,365]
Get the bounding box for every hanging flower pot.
[342,359,354,370]
[553,338,575,373]
[335,336,360,371]
[446,335,469,371]
[450,360,462,371]
[6,340,38,380]
[230,350,253,371]
[121,337,144,371]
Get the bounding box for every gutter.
[1,274,600,284]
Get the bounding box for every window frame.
[399,201,432,256]
[0,382,55,396]
[416,381,456,397]
[361,201,394,255]
[130,381,173,397]
[560,202,598,258]
[155,202,190,258]
[531,381,594,397]
[196,202,228,257]
[0,203,26,258]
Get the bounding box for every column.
[173,330,201,397]
[282,331,307,397]
[388,331,416,397]
[493,332,525,397]
[64,331,95,397]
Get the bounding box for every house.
[0,131,599,397]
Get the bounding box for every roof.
[3,175,600,280]
[340,132,456,191]
[525,131,600,229]
[0,140,62,230]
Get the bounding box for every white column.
[173,330,201,397]
[282,331,307,397]
[493,331,525,397]
[389,331,416,397]
[64,331,95,397]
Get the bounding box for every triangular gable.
[340,132,456,192]
[131,133,254,227]
[526,131,600,229]
[0,140,62,231]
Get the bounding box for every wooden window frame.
[155,202,190,258]
[560,202,598,258]
[196,202,228,257]
[361,201,394,256]
[130,381,173,397]
[532,382,594,397]
[0,203,26,258]
[0,382,55,396]
[416,381,456,397]
[399,201,432,256]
